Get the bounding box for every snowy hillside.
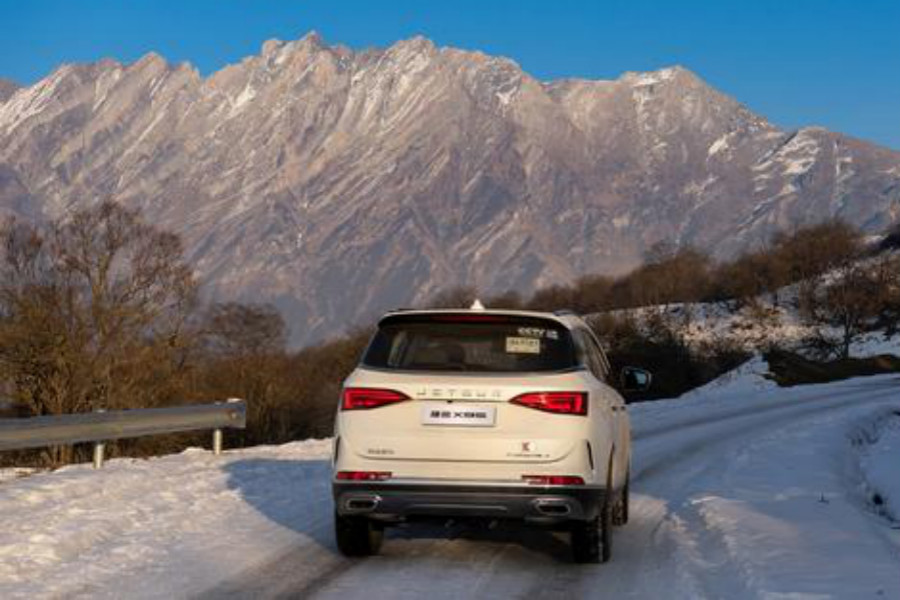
[598,297,899,357]
[1,368,898,599]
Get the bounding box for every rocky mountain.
[0,79,19,103]
[1,33,899,345]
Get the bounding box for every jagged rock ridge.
[0,78,19,103]
[1,33,898,345]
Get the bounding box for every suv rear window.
[362,314,578,373]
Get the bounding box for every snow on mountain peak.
[623,65,684,87]
[261,38,285,58]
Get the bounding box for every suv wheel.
[613,471,630,526]
[571,496,613,563]
[335,512,384,557]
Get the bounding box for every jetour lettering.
[414,387,503,399]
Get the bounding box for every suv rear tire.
[335,512,384,557]
[571,496,612,563]
[613,472,630,526]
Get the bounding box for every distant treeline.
[481,220,877,313]
[1,203,897,467]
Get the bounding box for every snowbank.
[858,410,900,524]
[0,439,332,600]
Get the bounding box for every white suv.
[331,307,648,563]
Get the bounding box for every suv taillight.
[336,471,392,481]
[342,387,411,410]
[509,392,588,415]
[522,475,585,486]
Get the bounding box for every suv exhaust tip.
[344,496,381,513]
[533,499,573,516]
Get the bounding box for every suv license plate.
[421,404,496,427]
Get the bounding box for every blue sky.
[2,1,898,149]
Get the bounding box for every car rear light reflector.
[509,392,588,415]
[335,471,392,481]
[522,475,586,486]
[342,388,411,410]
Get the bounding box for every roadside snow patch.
[858,411,900,523]
[680,354,775,399]
[0,439,332,600]
[0,468,38,484]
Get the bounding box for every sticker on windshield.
[506,336,541,354]
[517,327,560,340]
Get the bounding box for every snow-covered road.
[2,371,899,599]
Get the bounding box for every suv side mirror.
[620,366,652,393]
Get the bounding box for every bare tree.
[608,247,712,309]
[482,290,525,310]
[198,302,289,444]
[772,220,862,282]
[712,249,790,309]
[203,302,286,357]
[0,201,198,437]
[799,254,899,359]
[872,253,900,338]
[525,284,577,312]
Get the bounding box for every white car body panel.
[333,309,631,494]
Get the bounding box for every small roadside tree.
[799,254,900,359]
[198,302,289,444]
[872,253,900,339]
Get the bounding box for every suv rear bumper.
[333,479,606,524]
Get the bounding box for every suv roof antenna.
[470,299,485,310]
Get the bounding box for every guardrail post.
[92,408,106,469]
[92,441,105,469]
[212,428,223,456]
[210,398,242,456]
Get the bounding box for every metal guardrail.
[0,399,246,468]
